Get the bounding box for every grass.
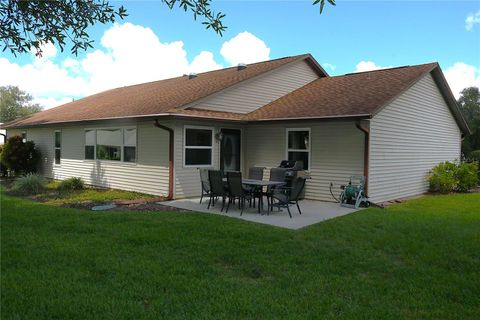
[1,190,479,319]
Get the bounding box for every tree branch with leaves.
[0,0,335,57]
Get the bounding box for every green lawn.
[1,190,479,319]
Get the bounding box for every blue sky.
[0,0,479,108]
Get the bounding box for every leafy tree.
[1,0,335,57]
[0,135,42,176]
[0,86,42,123]
[458,87,480,157]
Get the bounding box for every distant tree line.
[458,87,480,160]
[0,86,42,123]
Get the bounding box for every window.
[96,129,122,161]
[84,128,137,162]
[85,130,95,160]
[286,128,310,170]
[184,127,213,166]
[123,128,137,162]
[54,131,61,165]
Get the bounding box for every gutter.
[154,119,174,200]
[355,120,370,197]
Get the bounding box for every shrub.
[12,174,47,195]
[428,161,478,193]
[469,150,480,162]
[428,162,457,193]
[468,150,480,180]
[456,162,478,192]
[0,145,6,177]
[58,177,85,192]
[0,135,41,176]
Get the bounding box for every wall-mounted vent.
[188,73,198,79]
[237,63,247,71]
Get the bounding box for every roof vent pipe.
[237,63,247,71]
[188,73,197,79]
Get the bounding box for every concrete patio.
[163,197,359,230]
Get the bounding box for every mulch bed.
[63,200,189,212]
[1,178,190,213]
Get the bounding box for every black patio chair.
[246,166,265,206]
[208,170,228,211]
[270,177,306,218]
[265,167,288,211]
[248,167,265,180]
[199,168,211,204]
[226,171,252,215]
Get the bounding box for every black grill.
[278,160,306,199]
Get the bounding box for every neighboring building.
[3,54,469,204]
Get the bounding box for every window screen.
[287,129,310,170]
[96,129,121,161]
[54,131,61,165]
[184,127,213,166]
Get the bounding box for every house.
[2,54,470,204]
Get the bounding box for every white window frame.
[183,125,214,168]
[83,127,137,163]
[54,130,61,166]
[285,128,311,171]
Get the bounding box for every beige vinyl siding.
[6,129,22,137]
[173,120,245,198]
[368,73,462,203]
[8,120,171,196]
[245,121,365,202]
[191,60,319,114]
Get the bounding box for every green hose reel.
[339,176,370,209]
[343,184,358,199]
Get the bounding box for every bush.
[58,177,85,192]
[0,145,6,177]
[456,162,478,192]
[469,150,480,162]
[0,135,41,176]
[428,161,478,193]
[428,162,457,193]
[12,174,47,195]
[468,150,480,181]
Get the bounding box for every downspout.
[355,120,370,197]
[154,119,174,200]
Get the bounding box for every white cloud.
[0,57,88,103]
[354,61,392,73]
[33,97,73,109]
[444,62,480,98]
[220,31,270,66]
[465,10,480,31]
[322,62,336,72]
[80,22,193,93]
[31,42,58,59]
[0,22,233,109]
[189,51,223,73]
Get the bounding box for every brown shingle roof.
[4,54,320,128]
[246,63,437,121]
[3,57,469,134]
